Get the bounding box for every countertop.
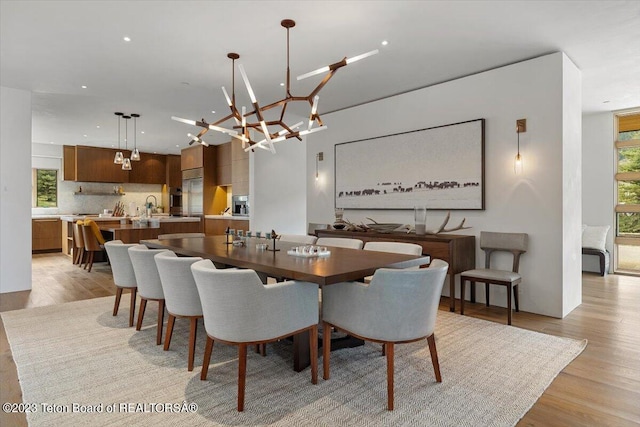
[58,215,201,223]
[205,215,250,221]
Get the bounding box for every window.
[614,112,640,274]
[33,168,58,208]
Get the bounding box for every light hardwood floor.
[1,253,639,426]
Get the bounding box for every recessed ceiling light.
[176,144,180,147]
[141,131,145,134]
[96,125,100,128]
[83,134,87,137]
[211,111,216,114]
[50,141,54,144]
[280,82,285,86]
[81,85,87,89]
[381,40,389,46]
[123,36,131,42]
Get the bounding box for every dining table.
[142,235,431,371]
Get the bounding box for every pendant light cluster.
[172,18,378,154]
[113,112,142,170]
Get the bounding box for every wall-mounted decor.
[335,119,485,210]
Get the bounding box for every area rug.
[2,297,586,426]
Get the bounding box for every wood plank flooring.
[1,253,639,426]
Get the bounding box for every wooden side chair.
[322,260,449,410]
[459,232,528,325]
[80,223,106,273]
[72,221,86,267]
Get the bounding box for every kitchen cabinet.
[216,142,232,186]
[64,145,170,185]
[166,154,181,188]
[75,145,130,183]
[32,218,62,252]
[231,141,249,195]
[205,218,249,236]
[128,153,167,184]
[181,145,204,170]
[63,145,76,181]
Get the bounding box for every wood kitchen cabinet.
[216,142,232,186]
[32,218,62,252]
[166,154,181,188]
[231,141,249,195]
[128,153,167,184]
[63,145,76,181]
[76,145,131,183]
[181,145,204,170]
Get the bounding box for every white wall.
[305,52,581,318]
[582,112,614,273]
[1,86,32,293]
[251,137,308,235]
[561,54,583,316]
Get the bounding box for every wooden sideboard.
[315,229,476,312]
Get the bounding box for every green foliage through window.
[36,169,57,208]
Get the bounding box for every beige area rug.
[2,297,586,427]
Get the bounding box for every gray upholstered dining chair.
[154,251,203,371]
[128,245,170,345]
[190,260,319,412]
[316,237,364,250]
[322,259,449,410]
[362,241,424,283]
[104,240,139,327]
[459,232,528,325]
[278,234,318,245]
[157,233,205,239]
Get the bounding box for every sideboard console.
[315,229,476,312]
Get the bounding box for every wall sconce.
[515,119,526,175]
[316,152,324,181]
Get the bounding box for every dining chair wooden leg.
[188,317,197,371]
[164,314,175,351]
[84,251,90,270]
[113,287,123,316]
[507,283,513,325]
[309,325,318,384]
[460,279,466,315]
[156,300,165,345]
[427,334,442,382]
[86,251,95,272]
[486,282,490,307]
[128,288,137,327]
[238,343,248,412]
[514,284,520,312]
[386,342,394,411]
[322,321,331,380]
[136,298,147,331]
[201,336,214,380]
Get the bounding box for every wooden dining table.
[142,235,431,371]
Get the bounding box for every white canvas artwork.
[335,119,485,210]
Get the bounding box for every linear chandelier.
[172,19,378,154]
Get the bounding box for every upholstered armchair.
[190,260,319,411]
[322,260,449,410]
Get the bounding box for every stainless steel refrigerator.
[182,169,203,216]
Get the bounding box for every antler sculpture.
[425,211,471,234]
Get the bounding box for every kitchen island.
[60,215,202,254]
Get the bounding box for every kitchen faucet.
[145,195,157,217]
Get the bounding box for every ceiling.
[2,1,639,155]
